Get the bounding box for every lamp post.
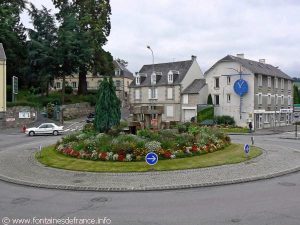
[147,45,155,125]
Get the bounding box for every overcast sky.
[20,0,300,77]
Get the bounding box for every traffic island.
[36,144,262,173]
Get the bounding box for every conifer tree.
[94,77,121,133]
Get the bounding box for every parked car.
[25,123,64,136]
[86,112,95,123]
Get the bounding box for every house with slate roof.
[54,60,134,106]
[129,56,207,127]
[205,54,294,129]
[0,43,6,118]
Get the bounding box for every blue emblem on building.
[233,79,248,96]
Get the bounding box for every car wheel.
[29,131,35,136]
[53,130,58,136]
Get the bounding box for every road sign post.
[145,152,158,168]
[244,144,250,158]
[12,76,18,102]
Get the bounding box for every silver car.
[25,123,64,136]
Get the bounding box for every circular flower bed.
[55,125,231,162]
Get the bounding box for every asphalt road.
[0,132,299,225]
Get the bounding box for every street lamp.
[147,45,155,125]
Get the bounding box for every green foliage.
[94,77,121,133]
[207,94,213,104]
[293,85,300,104]
[7,101,37,108]
[0,0,27,87]
[214,115,235,126]
[197,106,214,123]
[65,85,73,94]
[83,123,95,133]
[46,103,55,118]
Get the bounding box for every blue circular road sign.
[145,152,158,165]
[244,144,250,154]
[234,79,248,97]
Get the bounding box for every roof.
[205,55,293,80]
[113,60,134,79]
[0,43,6,60]
[130,59,194,87]
[182,79,206,94]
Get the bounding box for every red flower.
[163,151,172,159]
[191,145,198,152]
[100,152,108,160]
[118,154,125,161]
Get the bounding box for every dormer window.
[151,72,156,85]
[168,73,173,84]
[115,69,121,76]
[136,76,140,85]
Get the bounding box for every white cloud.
[21,0,300,77]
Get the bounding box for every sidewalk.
[0,134,299,191]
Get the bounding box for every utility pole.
[147,46,155,127]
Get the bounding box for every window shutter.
[148,89,151,99]
[155,89,158,99]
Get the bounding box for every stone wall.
[3,106,37,128]
[63,102,94,120]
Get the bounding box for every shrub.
[65,85,73,94]
[145,141,161,152]
[214,115,235,126]
[83,123,95,133]
[177,123,187,133]
[197,106,214,123]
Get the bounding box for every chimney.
[236,53,244,59]
[191,55,197,61]
[259,59,266,64]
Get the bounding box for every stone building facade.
[205,54,293,129]
[129,56,207,128]
[54,60,134,106]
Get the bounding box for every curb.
[0,165,299,192]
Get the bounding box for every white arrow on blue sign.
[145,152,158,165]
[244,144,250,154]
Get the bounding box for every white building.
[205,54,293,129]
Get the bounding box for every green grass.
[36,144,262,173]
[219,127,249,134]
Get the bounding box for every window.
[166,106,174,117]
[168,73,173,84]
[288,80,291,90]
[72,82,77,88]
[267,77,271,88]
[265,114,269,123]
[115,69,121,76]
[136,76,140,85]
[258,75,262,86]
[56,82,61,89]
[227,94,231,103]
[167,88,173,99]
[275,78,278,88]
[288,95,291,106]
[227,76,231,85]
[214,95,220,105]
[281,95,284,105]
[267,94,271,105]
[183,94,189,104]
[151,73,156,85]
[214,77,220,88]
[115,80,121,88]
[275,94,278,105]
[148,88,157,99]
[135,89,140,100]
[258,93,262,105]
[281,79,284,89]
